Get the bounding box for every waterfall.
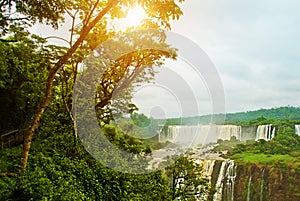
[224,160,236,201]
[165,125,242,146]
[256,124,275,141]
[213,161,227,201]
[194,159,215,176]
[217,125,242,141]
[246,176,252,201]
[165,125,211,145]
[202,159,215,182]
[241,126,256,141]
[194,159,216,200]
[260,168,265,201]
[212,160,236,201]
[295,125,300,136]
[271,127,276,139]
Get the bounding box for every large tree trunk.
[19,0,119,175]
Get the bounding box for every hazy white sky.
[167,0,300,115]
[32,0,300,118]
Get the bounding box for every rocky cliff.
[208,161,300,201]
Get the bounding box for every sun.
[125,6,146,27]
[110,5,146,30]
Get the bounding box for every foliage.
[0,1,218,200]
[162,106,300,126]
[225,106,300,123]
[0,0,186,174]
[91,29,177,124]
[164,156,209,201]
[0,29,50,133]
[229,135,300,156]
[231,153,297,165]
[130,112,152,128]
[213,136,243,156]
[0,0,70,35]
[161,118,183,135]
[0,113,208,200]
[228,122,300,156]
[224,118,300,169]
[102,124,150,154]
[0,113,170,200]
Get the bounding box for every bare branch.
[69,10,79,45]
[0,172,17,176]
[86,0,100,25]
[0,38,17,42]
[6,17,30,21]
[44,36,70,46]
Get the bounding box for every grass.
[231,152,299,166]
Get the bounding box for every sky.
[163,0,300,116]
[31,0,300,118]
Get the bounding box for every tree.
[18,0,118,175]
[0,0,185,175]
[0,0,68,36]
[0,30,49,133]
[165,156,209,200]
[130,112,152,128]
[91,29,177,124]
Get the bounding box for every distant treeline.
[224,106,300,122]
[159,106,300,126]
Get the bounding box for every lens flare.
[125,6,146,27]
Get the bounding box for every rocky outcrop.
[209,161,300,201]
[235,164,300,201]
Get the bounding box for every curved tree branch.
[44,36,70,45]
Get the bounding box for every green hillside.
[162,106,300,126]
[224,106,300,122]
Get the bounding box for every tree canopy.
[0,0,186,177]
[0,1,216,200]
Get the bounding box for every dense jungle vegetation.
[0,0,210,200]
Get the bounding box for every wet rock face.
[209,161,300,201]
[232,164,300,201]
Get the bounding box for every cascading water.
[217,125,242,141]
[224,160,236,201]
[295,125,300,136]
[194,159,216,200]
[194,159,215,177]
[246,176,252,201]
[202,160,215,181]
[213,161,227,201]
[164,125,242,145]
[212,160,236,201]
[255,124,275,141]
[260,168,265,201]
[164,125,211,145]
[240,126,256,141]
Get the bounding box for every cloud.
[169,0,300,113]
